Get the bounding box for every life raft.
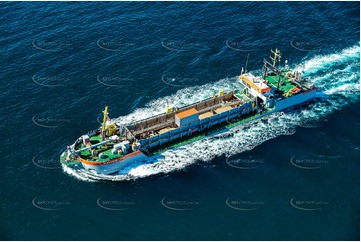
[290,87,302,95]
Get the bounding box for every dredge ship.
[60,49,318,175]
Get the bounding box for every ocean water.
[0,1,360,240]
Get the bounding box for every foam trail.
[63,44,360,182]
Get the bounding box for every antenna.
[269,48,282,91]
[245,53,250,73]
[270,48,281,67]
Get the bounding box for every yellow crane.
[101,106,108,141]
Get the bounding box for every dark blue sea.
[0,1,360,240]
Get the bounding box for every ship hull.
[62,88,318,175]
[79,151,148,175]
[210,89,319,135]
[273,89,318,112]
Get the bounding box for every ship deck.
[265,70,296,94]
[128,91,245,140]
[78,135,124,162]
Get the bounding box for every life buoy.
[290,87,301,95]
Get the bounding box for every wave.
[63,44,360,182]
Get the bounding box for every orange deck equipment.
[175,108,199,127]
